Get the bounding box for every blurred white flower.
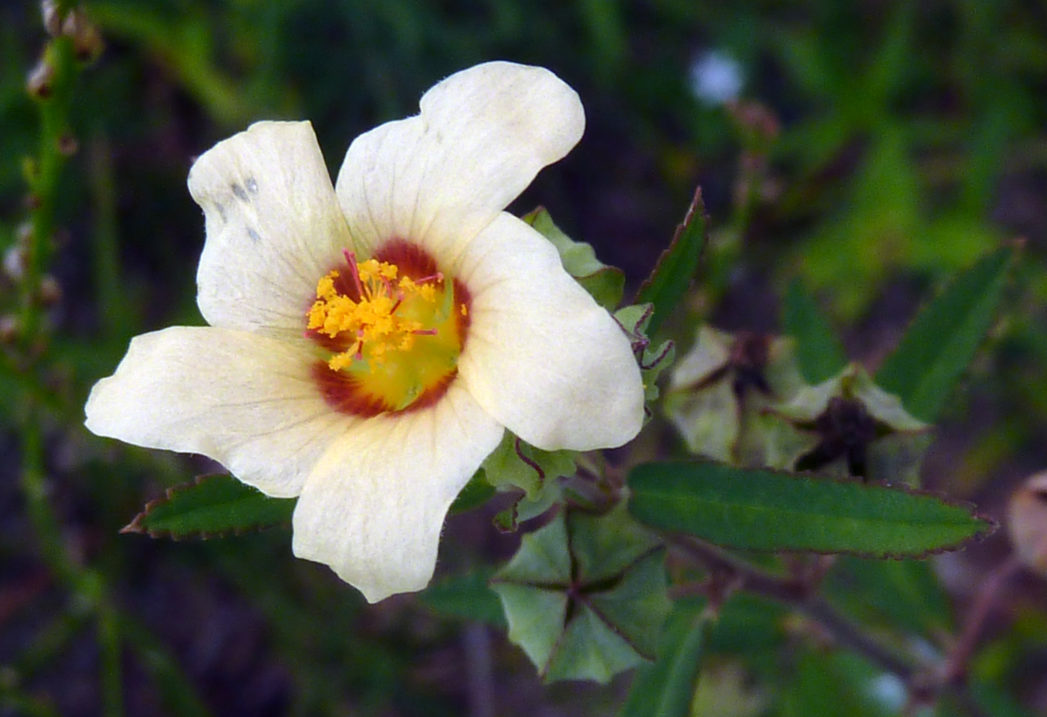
[689,50,744,105]
[85,62,644,602]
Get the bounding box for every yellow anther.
[308,258,450,370]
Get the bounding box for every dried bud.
[38,275,62,306]
[41,0,62,36]
[772,365,932,482]
[0,315,19,344]
[3,244,27,281]
[26,58,54,99]
[57,134,79,157]
[62,8,104,62]
[664,326,808,467]
[17,222,33,244]
[1008,472,1047,577]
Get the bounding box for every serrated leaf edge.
[629,461,998,559]
[121,473,294,541]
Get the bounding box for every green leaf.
[448,470,495,514]
[875,246,1015,422]
[420,568,506,627]
[782,650,895,717]
[122,474,294,539]
[523,206,626,310]
[783,279,848,383]
[634,186,709,335]
[491,506,671,683]
[628,461,994,556]
[825,557,952,636]
[620,601,707,717]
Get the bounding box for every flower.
[84,62,644,602]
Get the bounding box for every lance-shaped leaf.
[628,461,994,556]
[783,279,848,384]
[621,600,708,717]
[491,505,671,684]
[875,245,1015,422]
[634,186,709,335]
[524,206,626,310]
[122,473,294,539]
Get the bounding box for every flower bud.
[57,134,79,157]
[39,275,62,306]
[41,0,62,36]
[26,58,54,99]
[62,8,104,62]
[3,244,27,282]
[0,315,19,344]
[1007,472,1047,577]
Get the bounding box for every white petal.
[188,121,353,337]
[291,382,503,602]
[456,213,644,451]
[85,327,351,498]
[335,61,584,265]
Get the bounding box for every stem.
[669,535,917,680]
[22,35,77,348]
[17,21,126,717]
[940,554,1024,686]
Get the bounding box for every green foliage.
[824,557,953,637]
[779,651,895,717]
[663,327,806,466]
[620,600,707,717]
[876,246,1016,422]
[614,303,676,406]
[634,187,708,335]
[524,206,626,310]
[481,432,574,531]
[123,474,294,538]
[492,506,670,683]
[420,568,506,628]
[448,471,496,514]
[5,0,1046,713]
[783,279,849,384]
[628,461,994,556]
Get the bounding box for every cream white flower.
[84,61,644,602]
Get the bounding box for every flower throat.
[307,241,469,416]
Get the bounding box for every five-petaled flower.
[85,62,644,602]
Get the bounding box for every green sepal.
[634,186,709,335]
[482,432,574,532]
[614,303,675,406]
[482,432,575,500]
[875,245,1015,422]
[523,206,626,310]
[122,473,294,539]
[491,505,671,683]
[628,460,995,557]
[664,326,807,466]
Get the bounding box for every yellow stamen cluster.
[307,258,441,370]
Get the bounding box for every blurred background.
[3,1,1047,715]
